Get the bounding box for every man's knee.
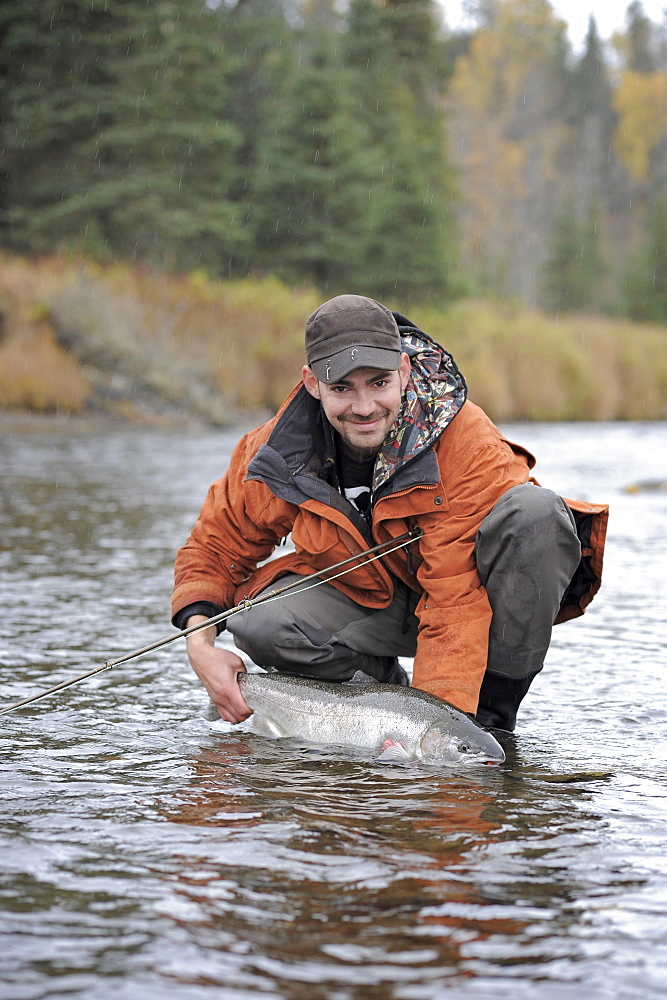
[228,602,406,683]
[489,482,575,529]
[230,598,349,672]
[476,483,581,578]
[227,601,293,665]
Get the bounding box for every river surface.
[1,419,666,1000]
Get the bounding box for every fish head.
[419,721,505,765]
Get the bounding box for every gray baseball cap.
[305,294,402,382]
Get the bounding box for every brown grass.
[0,266,90,413]
[1,253,665,422]
[410,300,667,421]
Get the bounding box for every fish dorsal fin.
[346,670,378,685]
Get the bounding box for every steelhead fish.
[237,672,505,765]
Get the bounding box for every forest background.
[1,0,666,424]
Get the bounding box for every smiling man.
[304,363,408,460]
[172,295,607,732]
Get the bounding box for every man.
[172,294,607,731]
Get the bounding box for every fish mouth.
[477,745,506,765]
[462,750,505,765]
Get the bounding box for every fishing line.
[246,530,420,608]
[1,528,421,716]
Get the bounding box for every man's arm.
[172,426,293,624]
[185,615,252,724]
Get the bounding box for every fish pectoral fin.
[377,738,412,762]
[249,715,285,738]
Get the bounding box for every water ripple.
[1,423,666,999]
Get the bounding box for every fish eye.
[457,742,469,753]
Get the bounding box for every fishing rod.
[0,528,422,716]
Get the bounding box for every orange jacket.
[172,330,607,713]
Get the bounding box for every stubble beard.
[335,408,394,458]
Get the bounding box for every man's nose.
[351,388,376,415]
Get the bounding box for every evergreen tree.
[250,37,373,292]
[0,0,125,252]
[250,1,457,302]
[564,17,619,232]
[342,0,458,302]
[0,0,248,267]
[625,1,656,73]
[542,195,605,313]
[570,16,612,120]
[92,1,247,269]
[381,0,446,100]
[623,197,667,322]
[208,0,294,275]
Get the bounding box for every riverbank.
[1,253,666,424]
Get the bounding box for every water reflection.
[147,734,627,997]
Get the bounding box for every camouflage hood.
[372,313,467,493]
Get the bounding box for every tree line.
[1,0,666,320]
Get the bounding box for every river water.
[0,419,665,1000]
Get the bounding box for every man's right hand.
[185,616,252,724]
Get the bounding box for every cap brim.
[310,346,401,382]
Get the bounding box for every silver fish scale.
[237,672,504,763]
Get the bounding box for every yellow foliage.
[450,0,568,116]
[408,300,667,421]
[447,0,572,296]
[0,253,666,423]
[0,326,90,413]
[613,70,667,182]
[0,258,91,413]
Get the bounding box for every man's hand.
[185,616,252,724]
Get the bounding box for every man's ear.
[302,365,321,399]
[399,353,411,391]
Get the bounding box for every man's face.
[302,355,410,460]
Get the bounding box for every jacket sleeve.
[171,431,295,624]
[410,435,531,714]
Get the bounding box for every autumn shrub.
[46,262,320,418]
[0,253,665,423]
[182,274,320,411]
[0,269,90,414]
[410,300,667,421]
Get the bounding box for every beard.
[334,407,395,458]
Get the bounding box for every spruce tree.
[542,195,604,313]
[625,0,656,73]
[341,0,458,302]
[570,16,613,120]
[623,197,667,322]
[0,0,125,252]
[220,0,295,274]
[250,36,372,292]
[94,1,246,269]
[0,0,249,268]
